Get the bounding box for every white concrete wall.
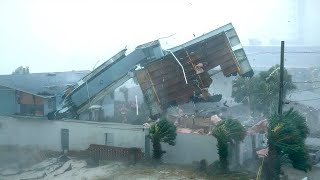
[239,134,267,165]
[239,135,253,165]
[0,116,147,152]
[161,133,219,165]
[102,94,115,118]
[0,86,17,115]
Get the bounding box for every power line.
[246,51,320,56]
[293,80,320,83]
[285,51,320,54]
[289,97,320,102]
[292,86,320,92]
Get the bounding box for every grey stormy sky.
[0,0,319,74]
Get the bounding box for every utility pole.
[278,41,285,121]
[266,41,285,180]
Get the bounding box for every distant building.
[0,71,89,117]
[0,84,55,116]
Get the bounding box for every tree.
[266,109,311,180]
[232,65,295,117]
[212,118,246,172]
[12,66,29,74]
[148,118,177,160]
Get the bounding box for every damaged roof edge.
[169,23,254,78]
[0,83,55,98]
[80,48,127,83]
[136,40,161,49]
[169,23,234,52]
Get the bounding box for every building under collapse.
[42,23,254,120]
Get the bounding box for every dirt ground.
[0,146,255,180]
[2,146,320,180]
[4,157,320,180]
[0,156,252,180]
[100,163,252,180]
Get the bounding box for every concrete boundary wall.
[0,116,147,152]
[0,116,222,165]
[161,133,219,165]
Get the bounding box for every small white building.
[0,116,148,153]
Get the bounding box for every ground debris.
[20,172,47,180]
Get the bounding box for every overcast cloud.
[0,0,319,74]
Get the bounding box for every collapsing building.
[49,23,253,120]
[136,23,253,117]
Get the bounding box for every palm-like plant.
[268,109,311,173]
[212,118,246,171]
[148,118,177,159]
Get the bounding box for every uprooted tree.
[212,118,246,172]
[266,109,311,180]
[148,118,177,160]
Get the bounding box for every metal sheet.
[80,49,127,83]
[67,41,164,114]
[71,49,146,108]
